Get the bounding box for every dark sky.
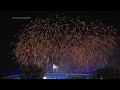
[0,11,120,76]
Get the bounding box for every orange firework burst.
[12,16,118,72]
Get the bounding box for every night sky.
[0,11,120,77]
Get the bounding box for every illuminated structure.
[53,64,58,73]
[44,73,89,79]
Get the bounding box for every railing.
[45,73,89,76]
[44,73,89,79]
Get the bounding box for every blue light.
[83,68,95,74]
[15,77,21,79]
[46,75,68,79]
[10,68,20,75]
[83,71,89,74]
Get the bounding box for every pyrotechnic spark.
[12,16,118,72]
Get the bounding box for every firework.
[12,16,118,72]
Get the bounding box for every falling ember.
[12,16,118,72]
